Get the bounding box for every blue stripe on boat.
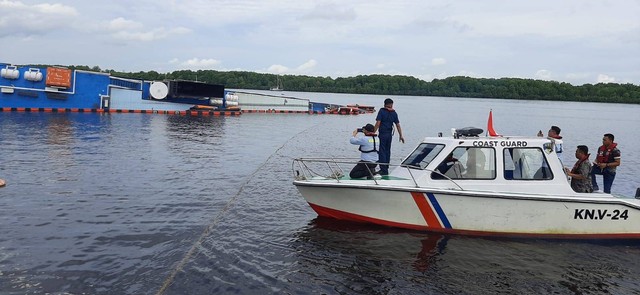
[427,193,452,229]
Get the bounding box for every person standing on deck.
[547,125,564,165]
[591,133,621,193]
[374,98,405,175]
[564,145,593,193]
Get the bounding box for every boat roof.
[420,134,562,146]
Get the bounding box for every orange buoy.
[0,178,5,187]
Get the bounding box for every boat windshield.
[402,143,445,169]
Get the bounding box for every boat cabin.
[395,131,574,195]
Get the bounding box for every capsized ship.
[0,63,367,115]
[0,63,240,114]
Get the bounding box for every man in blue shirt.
[349,123,379,179]
[374,98,405,175]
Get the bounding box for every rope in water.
[155,123,318,294]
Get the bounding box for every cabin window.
[503,148,553,180]
[431,147,496,179]
[402,143,445,169]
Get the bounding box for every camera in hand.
[357,128,363,132]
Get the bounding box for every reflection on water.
[46,116,73,146]
[292,218,640,294]
[302,217,450,274]
[46,116,75,185]
[165,115,226,143]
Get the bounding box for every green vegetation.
[65,65,640,104]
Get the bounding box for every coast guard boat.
[293,127,640,239]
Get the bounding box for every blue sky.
[1,0,639,85]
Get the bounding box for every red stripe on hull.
[411,192,441,229]
[306,202,640,239]
[308,203,429,231]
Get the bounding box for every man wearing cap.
[374,98,405,175]
[349,123,379,179]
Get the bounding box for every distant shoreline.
[25,64,640,104]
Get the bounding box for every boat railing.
[398,164,464,190]
[292,158,464,190]
[293,157,352,182]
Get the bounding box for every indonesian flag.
[487,110,501,137]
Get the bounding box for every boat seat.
[533,166,553,180]
[504,170,514,180]
[444,162,464,178]
[463,149,492,179]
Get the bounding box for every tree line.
[64,65,640,104]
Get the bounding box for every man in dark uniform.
[374,98,405,175]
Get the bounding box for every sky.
[1,0,639,85]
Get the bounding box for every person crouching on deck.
[350,124,379,179]
[564,145,593,193]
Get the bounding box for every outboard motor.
[635,188,640,199]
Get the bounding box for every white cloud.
[0,0,637,85]
[449,2,640,38]
[268,59,317,74]
[535,69,552,80]
[0,0,78,37]
[457,70,478,78]
[301,3,357,21]
[268,64,289,74]
[179,58,221,69]
[102,17,191,42]
[565,72,591,84]
[110,27,190,41]
[296,59,317,72]
[597,74,616,84]
[431,58,447,66]
[415,74,434,82]
[107,17,144,31]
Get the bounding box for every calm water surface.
[1,92,640,294]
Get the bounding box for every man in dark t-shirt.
[374,98,405,175]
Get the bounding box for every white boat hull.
[293,131,640,239]
[295,183,640,239]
